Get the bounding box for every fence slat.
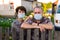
[33,29,39,40]
[4,27,9,40]
[0,27,2,40]
[0,27,54,40]
[54,31,60,40]
[27,29,31,40]
[19,28,24,40]
[41,31,46,40]
[48,30,53,40]
[12,27,16,40]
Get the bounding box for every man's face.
[33,8,43,20]
[34,8,43,14]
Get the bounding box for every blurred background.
[0,0,58,40]
[0,0,58,27]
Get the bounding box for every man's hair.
[34,6,43,11]
[15,6,26,14]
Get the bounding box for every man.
[21,6,54,32]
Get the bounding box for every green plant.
[0,16,15,28]
[26,10,33,16]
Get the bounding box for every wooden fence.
[0,27,60,40]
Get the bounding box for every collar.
[32,17,45,23]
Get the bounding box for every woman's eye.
[34,12,37,13]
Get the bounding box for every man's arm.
[21,22,39,29]
[39,22,54,30]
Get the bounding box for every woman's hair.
[15,6,26,18]
[16,6,26,13]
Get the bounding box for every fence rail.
[0,27,59,40]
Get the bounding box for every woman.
[11,6,26,40]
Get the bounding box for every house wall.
[0,0,33,16]
[21,0,33,11]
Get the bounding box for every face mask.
[34,14,42,20]
[18,13,25,18]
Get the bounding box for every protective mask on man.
[34,14,42,20]
[18,13,25,18]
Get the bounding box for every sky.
[0,0,58,9]
[37,0,57,3]
[0,0,57,4]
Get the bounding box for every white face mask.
[34,14,42,20]
[18,13,25,18]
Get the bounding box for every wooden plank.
[27,29,31,40]
[19,28,24,40]
[48,30,53,40]
[41,31,46,40]
[0,27,2,40]
[4,27,9,40]
[33,29,39,40]
[54,31,60,40]
[12,27,16,40]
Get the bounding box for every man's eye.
[38,12,40,13]
[35,12,40,14]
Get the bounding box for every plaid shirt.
[26,17,52,25]
[11,20,23,32]
[11,20,24,40]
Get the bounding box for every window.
[25,0,37,2]
[0,0,9,4]
[47,10,52,13]
[0,0,3,4]
[57,8,60,13]
[58,5,60,8]
[57,5,60,13]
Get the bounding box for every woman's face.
[17,9,25,18]
[18,9,25,14]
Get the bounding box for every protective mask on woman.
[34,14,42,20]
[18,13,25,18]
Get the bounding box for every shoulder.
[11,19,21,26]
[42,17,51,23]
[25,17,33,24]
[12,20,18,24]
[42,17,50,20]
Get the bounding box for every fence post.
[54,31,60,40]
[48,30,53,40]
[19,28,24,40]
[12,27,16,40]
[32,29,39,40]
[27,29,31,40]
[41,31,46,40]
[4,27,9,40]
[0,27,2,40]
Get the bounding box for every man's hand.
[39,23,53,30]
[39,24,46,32]
[32,23,46,32]
[32,23,37,26]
